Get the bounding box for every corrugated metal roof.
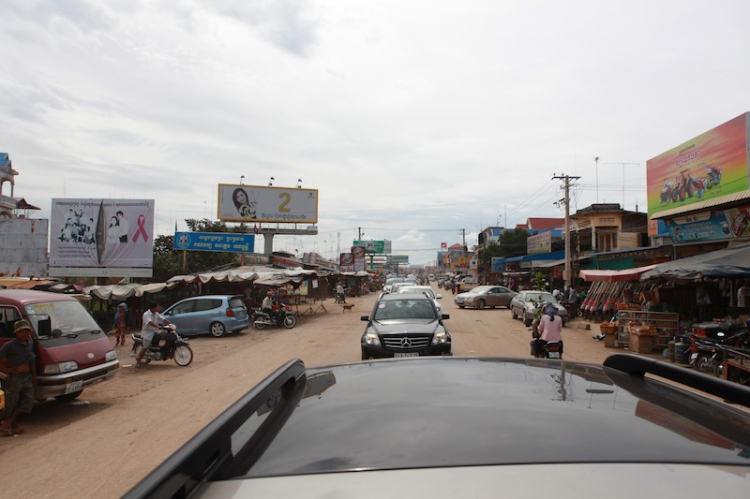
[651,190,750,219]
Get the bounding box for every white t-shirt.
[141,309,165,339]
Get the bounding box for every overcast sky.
[2,0,749,266]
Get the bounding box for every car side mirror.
[360,315,369,321]
[435,294,442,299]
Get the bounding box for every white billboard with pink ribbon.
[49,199,155,276]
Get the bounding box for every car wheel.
[477,300,485,310]
[283,315,297,329]
[511,308,518,319]
[55,390,83,402]
[523,311,532,327]
[458,305,465,309]
[173,345,194,366]
[210,321,226,337]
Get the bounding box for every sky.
[2,0,749,266]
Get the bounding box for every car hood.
[369,320,443,335]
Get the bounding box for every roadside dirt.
[0,286,662,498]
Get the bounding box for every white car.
[396,285,443,311]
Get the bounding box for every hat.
[13,320,32,335]
[267,290,273,295]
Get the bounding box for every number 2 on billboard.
[278,192,291,212]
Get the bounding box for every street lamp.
[268,177,274,186]
[296,178,302,188]
[240,175,245,185]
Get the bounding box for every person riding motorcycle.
[532,304,564,358]
[135,302,172,368]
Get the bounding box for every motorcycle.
[131,324,194,367]
[252,305,297,329]
[689,328,750,377]
[542,341,563,359]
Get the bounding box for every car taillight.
[226,308,235,317]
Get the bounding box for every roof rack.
[603,354,750,407]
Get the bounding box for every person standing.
[116,210,129,243]
[135,303,170,368]
[737,280,750,308]
[0,320,37,436]
[113,302,128,346]
[336,282,346,303]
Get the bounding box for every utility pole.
[553,173,580,292]
[594,157,600,203]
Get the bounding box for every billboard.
[647,113,749,221]
[339,252,354,273]
[352,240,392,254]
[0,219,49,277]
[217,184,318,223]
[49,199,154,276]
[174,232,254,253]
[527,231,552,255]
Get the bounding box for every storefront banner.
[387,255,409,265]
[723,205,750,238]
[217,184,318,223]
[664,210,733,243]
[646,113,749,219]
[49,199,154,268]
[174,232,254,253]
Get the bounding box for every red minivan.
[0,289,119,401]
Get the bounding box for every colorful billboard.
[49,199,154,277]
[217,184,318,223]
[527,231,552,255]
[647,113,749,220]
[174,232,254,253]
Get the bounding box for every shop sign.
[491,257,505,273]
[527,231,551,255]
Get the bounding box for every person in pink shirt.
[533,304,564,358]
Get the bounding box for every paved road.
[0,283,628,498]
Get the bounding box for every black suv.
[360,294,451,360]
[126,355,750,498]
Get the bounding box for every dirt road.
[0,286,638,498]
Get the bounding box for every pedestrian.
[135,303,171,368]
[0,320,37,436]
[737,280,750,308]
[532,304,564,358]
[113,302,128,346]
[336,282,346,303]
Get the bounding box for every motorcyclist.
[262,291,274,315]
[135,302,172,368]
[532,304,564,358]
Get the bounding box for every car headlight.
[362,332,381,346]
[432,332,450,345]
[106,350,118,362]
[43,361,79,374]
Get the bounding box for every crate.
[604,333,617,348]
[629,333,654,354]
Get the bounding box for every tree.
[497,228,529,258]
[151,219,243,282]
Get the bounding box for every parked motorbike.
[689,328,750,377]
[131,324,194,367]
[252,305,297,329]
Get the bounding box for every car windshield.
[25,300,104,339]
[373,299,437,321]
[469,286,493,294]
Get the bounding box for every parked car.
[454,285,516,309]
[161,295,250,337]
[510,290,568,326]
[396,285,443,311]
[0,290,119,402]
[125,355,750,499]
[360,294,451,360]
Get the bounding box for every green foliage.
[497,229,530,258]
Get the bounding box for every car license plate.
[547,352,560,359]
[394,353,419,358]
[65,381,83,394]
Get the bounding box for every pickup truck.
[458,277,480,292]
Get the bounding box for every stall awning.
[640,243,750,280]
[579,264,657,282]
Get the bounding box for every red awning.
[579,264,657,282]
